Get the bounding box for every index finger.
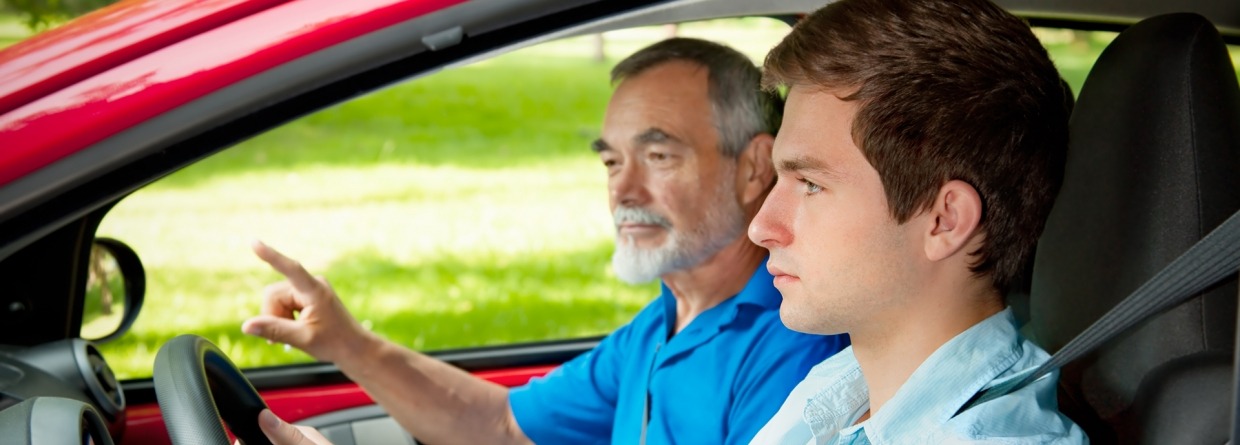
[252,240,321,292]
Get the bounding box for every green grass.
[0,13,30,48]
[99,240,654,374]
[96,158,665,377]
[1036,29,1113,95]
[161,59,613,186]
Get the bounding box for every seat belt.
[954,208,1240,417]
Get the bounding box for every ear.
[735,133,776,207]
[924,180,984,262]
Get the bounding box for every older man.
[747,0,1086,443]
[244,38,848,445]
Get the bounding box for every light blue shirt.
[750,308,1087,444]
[509,260,850,444]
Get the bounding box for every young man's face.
[749,86,924,335]
[595,61,746,283]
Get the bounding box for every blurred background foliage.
[0,0,119,30]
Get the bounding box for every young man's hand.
[242,241,376,364]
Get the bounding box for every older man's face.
[594,61,746,283]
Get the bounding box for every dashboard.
[0,339,123,445]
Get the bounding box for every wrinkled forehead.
[604,63,715,139]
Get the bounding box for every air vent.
[79,342,124,420]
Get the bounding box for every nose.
[749,186,792,248]
[610,161,649,208]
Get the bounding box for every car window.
[91,21,1240,380]
[93,18,794,380]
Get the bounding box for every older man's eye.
[648,152,668,162]
[799,178,823,195]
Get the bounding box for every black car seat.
[1027,12,1240,444]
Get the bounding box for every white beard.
[611,170,746,284]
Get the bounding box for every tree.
[2,0,121,30]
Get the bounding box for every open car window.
[88,19,1240,381]
[92,18,794,379]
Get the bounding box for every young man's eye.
[799,178,823,195]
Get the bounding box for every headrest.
[1029,12,1240,439]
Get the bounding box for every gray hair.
[611,37,783,158]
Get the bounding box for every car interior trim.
[122,336,600,405]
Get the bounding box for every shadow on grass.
[153,56,615,190]
[99,239,658,378]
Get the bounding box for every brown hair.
[764,0,1073,294]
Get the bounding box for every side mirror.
[80,238,145,343]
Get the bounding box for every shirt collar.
[656,257,781,333]
[798,308,1025,444]
[801,348,869,435]
[733,256,782,310]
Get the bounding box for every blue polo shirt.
[508,261,849,444]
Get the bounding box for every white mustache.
[613,206,671,229]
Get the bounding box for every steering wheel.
[153,335,273,445]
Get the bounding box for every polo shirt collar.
[653,257,778,362]
[732,257,782,310]
[656,257,779,331]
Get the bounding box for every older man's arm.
[242,242,532,445]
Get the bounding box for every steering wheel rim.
[153,334,272,445]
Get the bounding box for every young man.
[747,0,1086,443]
[244,38,848,445]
